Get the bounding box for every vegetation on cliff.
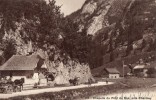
[0,0,91,64]
[0,0,156,71]
[0,0,94,84]
[69,0,156,68]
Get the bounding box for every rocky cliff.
[69,0,156,66]
[0,0,94,85]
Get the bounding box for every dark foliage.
[0,0,93,65]
[0,39,16,61]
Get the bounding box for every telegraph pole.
[122,61,125,78]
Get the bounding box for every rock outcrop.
[45,52,94,85]
[69,0,156,64]
[0,9,94,86]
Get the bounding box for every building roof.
[133,64,150,69]
[133,65,145,69]
[91,63,130,76]
[104,68,120,74]
[0,55,41,71]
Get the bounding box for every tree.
[2,39,16,61]
[147,67,156,78]
[0,0,93,65]
[61,19,91,63]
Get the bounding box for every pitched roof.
[133,65,145,69]
[104,68,120,74]
[0,55,41,71]
[133,64,150,69]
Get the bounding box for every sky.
[55,0,86,16]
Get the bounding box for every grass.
[97,77,156,88]
[8,83,124,100]
[121,77,156,88]
[3,77,156,100]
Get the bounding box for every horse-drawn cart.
[0,81,14,94]
[0,78,24,94]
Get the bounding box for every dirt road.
[0,82,113,99]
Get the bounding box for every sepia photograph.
[0,0,156,100]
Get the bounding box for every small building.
[133,64,150,77]
[147,61,156,77]
[102,68,120,79]
[0,55,48,85]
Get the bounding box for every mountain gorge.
[0,0,156,82]
[69,0,156,68]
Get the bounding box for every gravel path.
[0,82,113,99]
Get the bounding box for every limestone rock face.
[2,22,34,55]
[0,21,94,86]
[47,60,94,85]
[133,39,144,50]
[36,50,94,85]
[70,0,156,64]
[68,63,94,84]
[87,9,110,35]
[81,1,97,15]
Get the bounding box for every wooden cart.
[0,81,14,94]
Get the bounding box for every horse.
[69,77,79,86]
[13,78,24,92]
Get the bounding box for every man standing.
[106,78,108,84]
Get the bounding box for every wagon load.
[0,78,14,94]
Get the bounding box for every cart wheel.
[7,85,13,93]
[13,86,17,92]
[3,88,7,94]
[16,86,21,92]
[4,85,13,94]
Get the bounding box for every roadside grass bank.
[3,78,156,100]
[6,83,123,100]
[86,77,156,99]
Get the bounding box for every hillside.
[0,0,94,85]
[69,0,156,68]
[0,0,156,82]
